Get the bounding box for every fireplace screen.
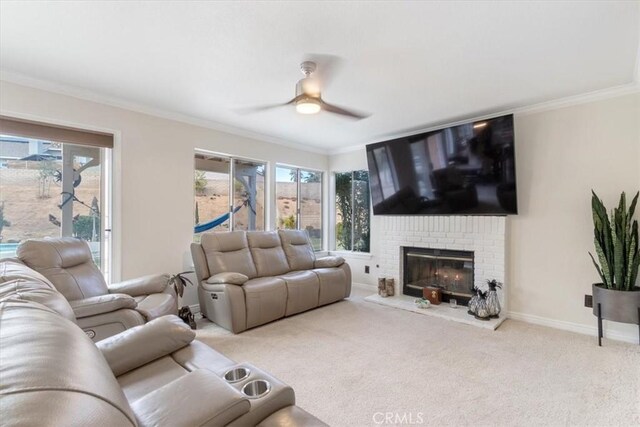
[403,247,474,303]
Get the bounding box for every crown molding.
[0,71,330,155]
[328,81,640,156]
[2,70,637,159]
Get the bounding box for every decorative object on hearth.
[385,278,395,296]
[423,286,442,305]
[473,290,491,321]
[449,299,458,309]
[589,190,640,346]
[486,279,502,318]
[166,271,195,298]
[467,285,479,315]
[378,278,386,296]
[414,298,431,309]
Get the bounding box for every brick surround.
[375,215,506,308]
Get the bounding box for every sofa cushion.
[0,258,52,285]
[130,369,250,427]
[243,277,287,329]
[247,231,290,277]
[207,272,249,286]
[117,355,190,403]
[0,299,137,426]
[278,230,316,271]
[314,256,345,268]
[200,231,258,279]
[0,277,76,322]
[97,315,195,376]
[278,271,320,316]
[313,268,349,306]
[17,237,109,301]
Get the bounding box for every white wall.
[0,80,329,307]
[330,92,640,341]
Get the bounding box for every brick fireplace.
[374,215,506,310]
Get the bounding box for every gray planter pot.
[592,283,640,325]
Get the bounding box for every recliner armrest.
[131,369,250,427]
[314,256,345,268]
[206,272,248,286]
[109,274,168,297]
[96,315,195,376]
[70,294,137,319]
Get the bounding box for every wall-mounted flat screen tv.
[367,114,517,216]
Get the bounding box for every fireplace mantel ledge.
[364,293,507,331]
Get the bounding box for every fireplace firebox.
[402,247,474,304]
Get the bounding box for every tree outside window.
[276,166,323,251]
[335,170,370,252]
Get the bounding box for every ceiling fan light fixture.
[295,97,321,115]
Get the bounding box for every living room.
[1,1,639,426]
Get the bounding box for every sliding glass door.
[0,135,108,269]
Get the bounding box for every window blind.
[0,116,113,148]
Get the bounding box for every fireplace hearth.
[402,247,474,304]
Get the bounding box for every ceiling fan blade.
[234,95,303,115]
[320,100,370,120]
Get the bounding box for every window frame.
[194,149,268,234]
[275,164,324,251]
[332,169,371,254]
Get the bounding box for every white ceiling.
[1,1,638,153]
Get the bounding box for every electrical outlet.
[584,294,593,308]
[364,265,370,274]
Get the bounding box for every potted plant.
[589,191,640,342]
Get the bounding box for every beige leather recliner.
[0,258,327,426]
[191,229,351,333]
[16,237,178,341]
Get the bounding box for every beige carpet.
[196,287,640,427]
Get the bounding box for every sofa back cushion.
[247,231,290,277]
[200,231,257,279]
[0,259,75,322]
[17,237,108,301]
[0,299,137,426]
[278,230,316,271]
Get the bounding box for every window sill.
[329,250,373,260]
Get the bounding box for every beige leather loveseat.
[16,237,178,341]
[0,258,326,426]
[191,230,351,333]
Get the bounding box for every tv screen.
[366,114,517,216]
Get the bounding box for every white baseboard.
[507,311,638,344]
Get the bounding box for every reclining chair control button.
[211,293,219,300]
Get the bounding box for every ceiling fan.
[237,61,370,120]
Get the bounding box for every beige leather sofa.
[191,230,351,333]
[0,258,327,426]
[16,237,178,341]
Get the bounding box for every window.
[0,135,109,271]
[335,170,370,252]
[276,166,323,251]
[194,152,265,237]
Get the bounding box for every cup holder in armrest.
[223,367,251,383]
[241,379,271,399]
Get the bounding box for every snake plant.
[589,191,640,291]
